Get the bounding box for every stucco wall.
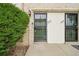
[24,3,79,9]
[28,11,34,45]
[14,3,79,45]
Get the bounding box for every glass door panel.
[65,13,78,42]
[34,13,47,42]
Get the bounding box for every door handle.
[35,30,36,32]
[47,20,51,23]
[60,20,64,23]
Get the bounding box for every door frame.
[65,13,78,42]
[34,12,47,42]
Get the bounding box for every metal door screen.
[34,13,47,42]
[65,13,78,42]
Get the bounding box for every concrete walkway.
[25,42,79,56]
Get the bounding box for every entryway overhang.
[31,8,79,12]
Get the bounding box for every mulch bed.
[9,43,29,56]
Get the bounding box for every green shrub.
[0,3,29,55]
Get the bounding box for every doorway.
[65,13,78,42]
[34,13,47,42]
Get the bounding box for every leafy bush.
[0,3,29,55]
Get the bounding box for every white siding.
[47,13,65,43]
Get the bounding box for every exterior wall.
[15,3,24,10]
[14,3,79,45]
[28,11,34,45]
[47,13,65,43]
[24,3,79,9]
[29,12,79,44]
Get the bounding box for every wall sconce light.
[28,9,31,16]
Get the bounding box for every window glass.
[35,22,46,26]
[35,14,41,19]
[41,14,46,19]
[66,14,77,26]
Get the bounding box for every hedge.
[0,3,29,55]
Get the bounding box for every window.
[35,13,46,19]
